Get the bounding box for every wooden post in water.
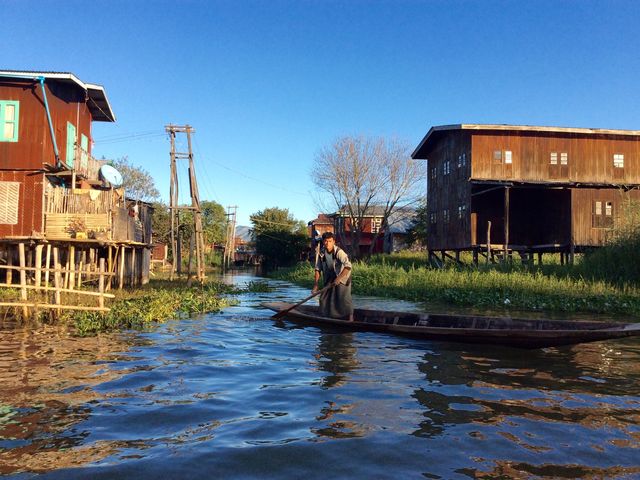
[18,243,29,320]
[119,245,126,289]
[53,247,62,317]
[69,245,76,291]
[35,244,43,289]
[130,247,136,286]
[98,258,105,311]
[44,244,52,287]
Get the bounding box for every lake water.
[1,271,639,479]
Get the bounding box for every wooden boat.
[261,302,640,349]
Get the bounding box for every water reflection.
[0,325,141,474]
[0,271,639,479]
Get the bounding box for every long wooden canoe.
[262,302,640,349]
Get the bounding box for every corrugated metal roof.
[0,70,116,122]
[412,124,640,159]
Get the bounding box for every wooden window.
[457,153,466,168]
[371,217,382,234]
[605,201,613,217]
[0,181,20,224]
[66,122,77,167]
[613,154,624,168]
[430,213,437,224]
[550,152,558,165]
[504,151,512,164]
[560,152,568,165]
[80,134,89,170]
[443,209,449,224]
[493,150,502,164]
[0,101,19,142]
[458,204,467,220]
[593,200,613,228]
[430,166,437,180]
[443,161,451,175]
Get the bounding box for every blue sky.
[5,0,640,225]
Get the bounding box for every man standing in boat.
[312,232,354,321]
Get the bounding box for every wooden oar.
[272,284,332,319]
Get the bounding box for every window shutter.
[0,181,20,224]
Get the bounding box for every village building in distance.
[308,208,415,256]
[412,124,640,264]
[0,70,153,311]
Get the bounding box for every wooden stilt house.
[411,124,640,264]
[0,70,152,295]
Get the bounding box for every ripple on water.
[1,273,640,479]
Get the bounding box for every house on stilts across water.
[411,124,640,265]
[0,70,153,316]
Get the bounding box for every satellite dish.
[100,164,123,187]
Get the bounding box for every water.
[1,271,639,479]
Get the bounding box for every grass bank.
[0,278,272,336]
[270,253,640,317]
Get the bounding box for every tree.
[112,156,160,202]
[406,199,429,248]
[201,200,227,245]
[311,136,425,258]
[250,207,308,269]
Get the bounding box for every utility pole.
[166,124,206,282]
[224,205,237,269]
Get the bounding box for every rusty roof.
[0,70,115,122]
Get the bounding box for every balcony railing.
[70,146,107,181]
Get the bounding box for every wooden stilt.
[18,243,29,320]
[68,246,76,291]
[119,246,126,289]
[130,248,136,286]
[99,258,105,311]
[53,247,61,318]
[486,221,492,265]
[44,244,52,287]
[35,244,44,289]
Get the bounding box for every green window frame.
[66,122,77,167]
[0,101,20,142]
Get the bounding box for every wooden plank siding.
[424,131,471,250]
[471,132,640,184]
[413,125,640,253]
[571,188,640,246]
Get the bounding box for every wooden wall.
[471,131,640,184]
[425,131,472,250]
[0,171,44,237]
[0,79,93,170]
[571,188,640,246]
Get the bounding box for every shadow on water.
[1,269,639,479]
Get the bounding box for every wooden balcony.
[44,186,115,240]
[71,146,107,181]
[43,185,152,244]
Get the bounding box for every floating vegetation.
[71,280,239,336]
[270,258,640,316]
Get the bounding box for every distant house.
[0,70,153,286]
[322,207,386,255]
[383,208,416,253]
[412,124,640,263]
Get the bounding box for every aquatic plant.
[71,280,238,336]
